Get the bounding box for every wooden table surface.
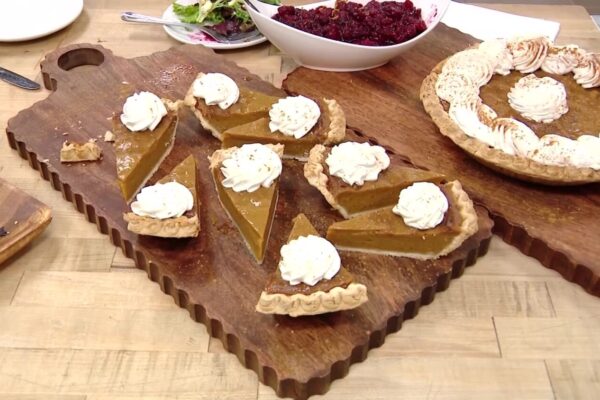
[0,1,599,399]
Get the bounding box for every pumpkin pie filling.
[208,144,283,264]
[221,98,345,160]
[305,144,447,217]
[113,111,178,202]
[326,181,478,259]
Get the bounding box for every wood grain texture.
[0,178,51,265]
[5,43,492,399]
[282,23,600,296]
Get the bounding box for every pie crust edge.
[255,282,368,317]
[60,140,102,163]
[420,60,600,185]
[304,144,350,218]
[123,213,200,238]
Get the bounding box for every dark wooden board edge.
[6,127,491,399]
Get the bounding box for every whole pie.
[208,143,283,264]
[184,72,283,141]
[421,36,600,185]
[326,180,478,260]
[256,213,368,317]
[114,93,180,202]
[123,155,200,238]
[221,96,346,160]
[305,143,446,218]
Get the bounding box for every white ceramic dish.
[0,0,83,42]
[162,5,267,50]
[246,0,451,71]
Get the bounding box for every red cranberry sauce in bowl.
[272,0,427,46]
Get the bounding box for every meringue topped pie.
[123,155,200,238]
[222,95,346,160]
[114,91,179,202]
[421,36,600,184]
[185,72,283,141]
[209,143,283,264]
[305,142,446,218]
[326,181,478,260]
[256,213,368,317]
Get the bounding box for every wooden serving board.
[5,43,492,399]
[0,178,52,265]
[284,24,600,297]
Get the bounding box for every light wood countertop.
[0,1,599,399]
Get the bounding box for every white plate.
[162,5,267,50]
[0,0,83,42]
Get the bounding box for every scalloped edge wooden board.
[5,42,492,399]
[283,24,600,297]
[0,178,52,265]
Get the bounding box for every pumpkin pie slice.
[113,98,179,203]
[123,155,200,238]
[305,144,447,218]
[326,181,478,260]
[185,72,283,141]
[256,213,368,317]
[221,98,346,161]
[208,144,284,264]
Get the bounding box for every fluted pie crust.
[421,59,600,185]
[256,213,368,317]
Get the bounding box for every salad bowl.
[246,0,451,71]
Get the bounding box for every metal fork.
[121,12,262,44]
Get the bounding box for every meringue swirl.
[509,36,550,73]
[435,70,479,104]
[490,118,540,157]
[478,39,513,76]
[541,45,583,75]
[573,53,600,89]
[449,99,501,148]
[508,74,568,123]
[443,49,495,87]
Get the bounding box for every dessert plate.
[0,0,83,42]
[161,5,267,50]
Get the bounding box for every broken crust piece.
[60,140,102,163]
[256,283,368,317]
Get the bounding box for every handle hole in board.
[57,48,105,71]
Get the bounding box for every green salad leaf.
[172,3,200,23]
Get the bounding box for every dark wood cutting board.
[5,43,492,399]
[0,178,52,265]
[284,23,600,297]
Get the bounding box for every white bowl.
[246,0,450,71]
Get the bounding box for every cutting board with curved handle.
[6,41,492,399]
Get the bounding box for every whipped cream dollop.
[529,134,577,166]
[269,95,321,139]
[221,144,282,193]
[393,182,448,230]
[573,53,600,89]
[325,142,390,186]
[131,181,193,219]
[508,74,568,123]
[120,91,167,132]
[572,135,600,169]
[279,235,341,286]
[478,39,513,76]
[192,72,240,110]
[508,36,550,73]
